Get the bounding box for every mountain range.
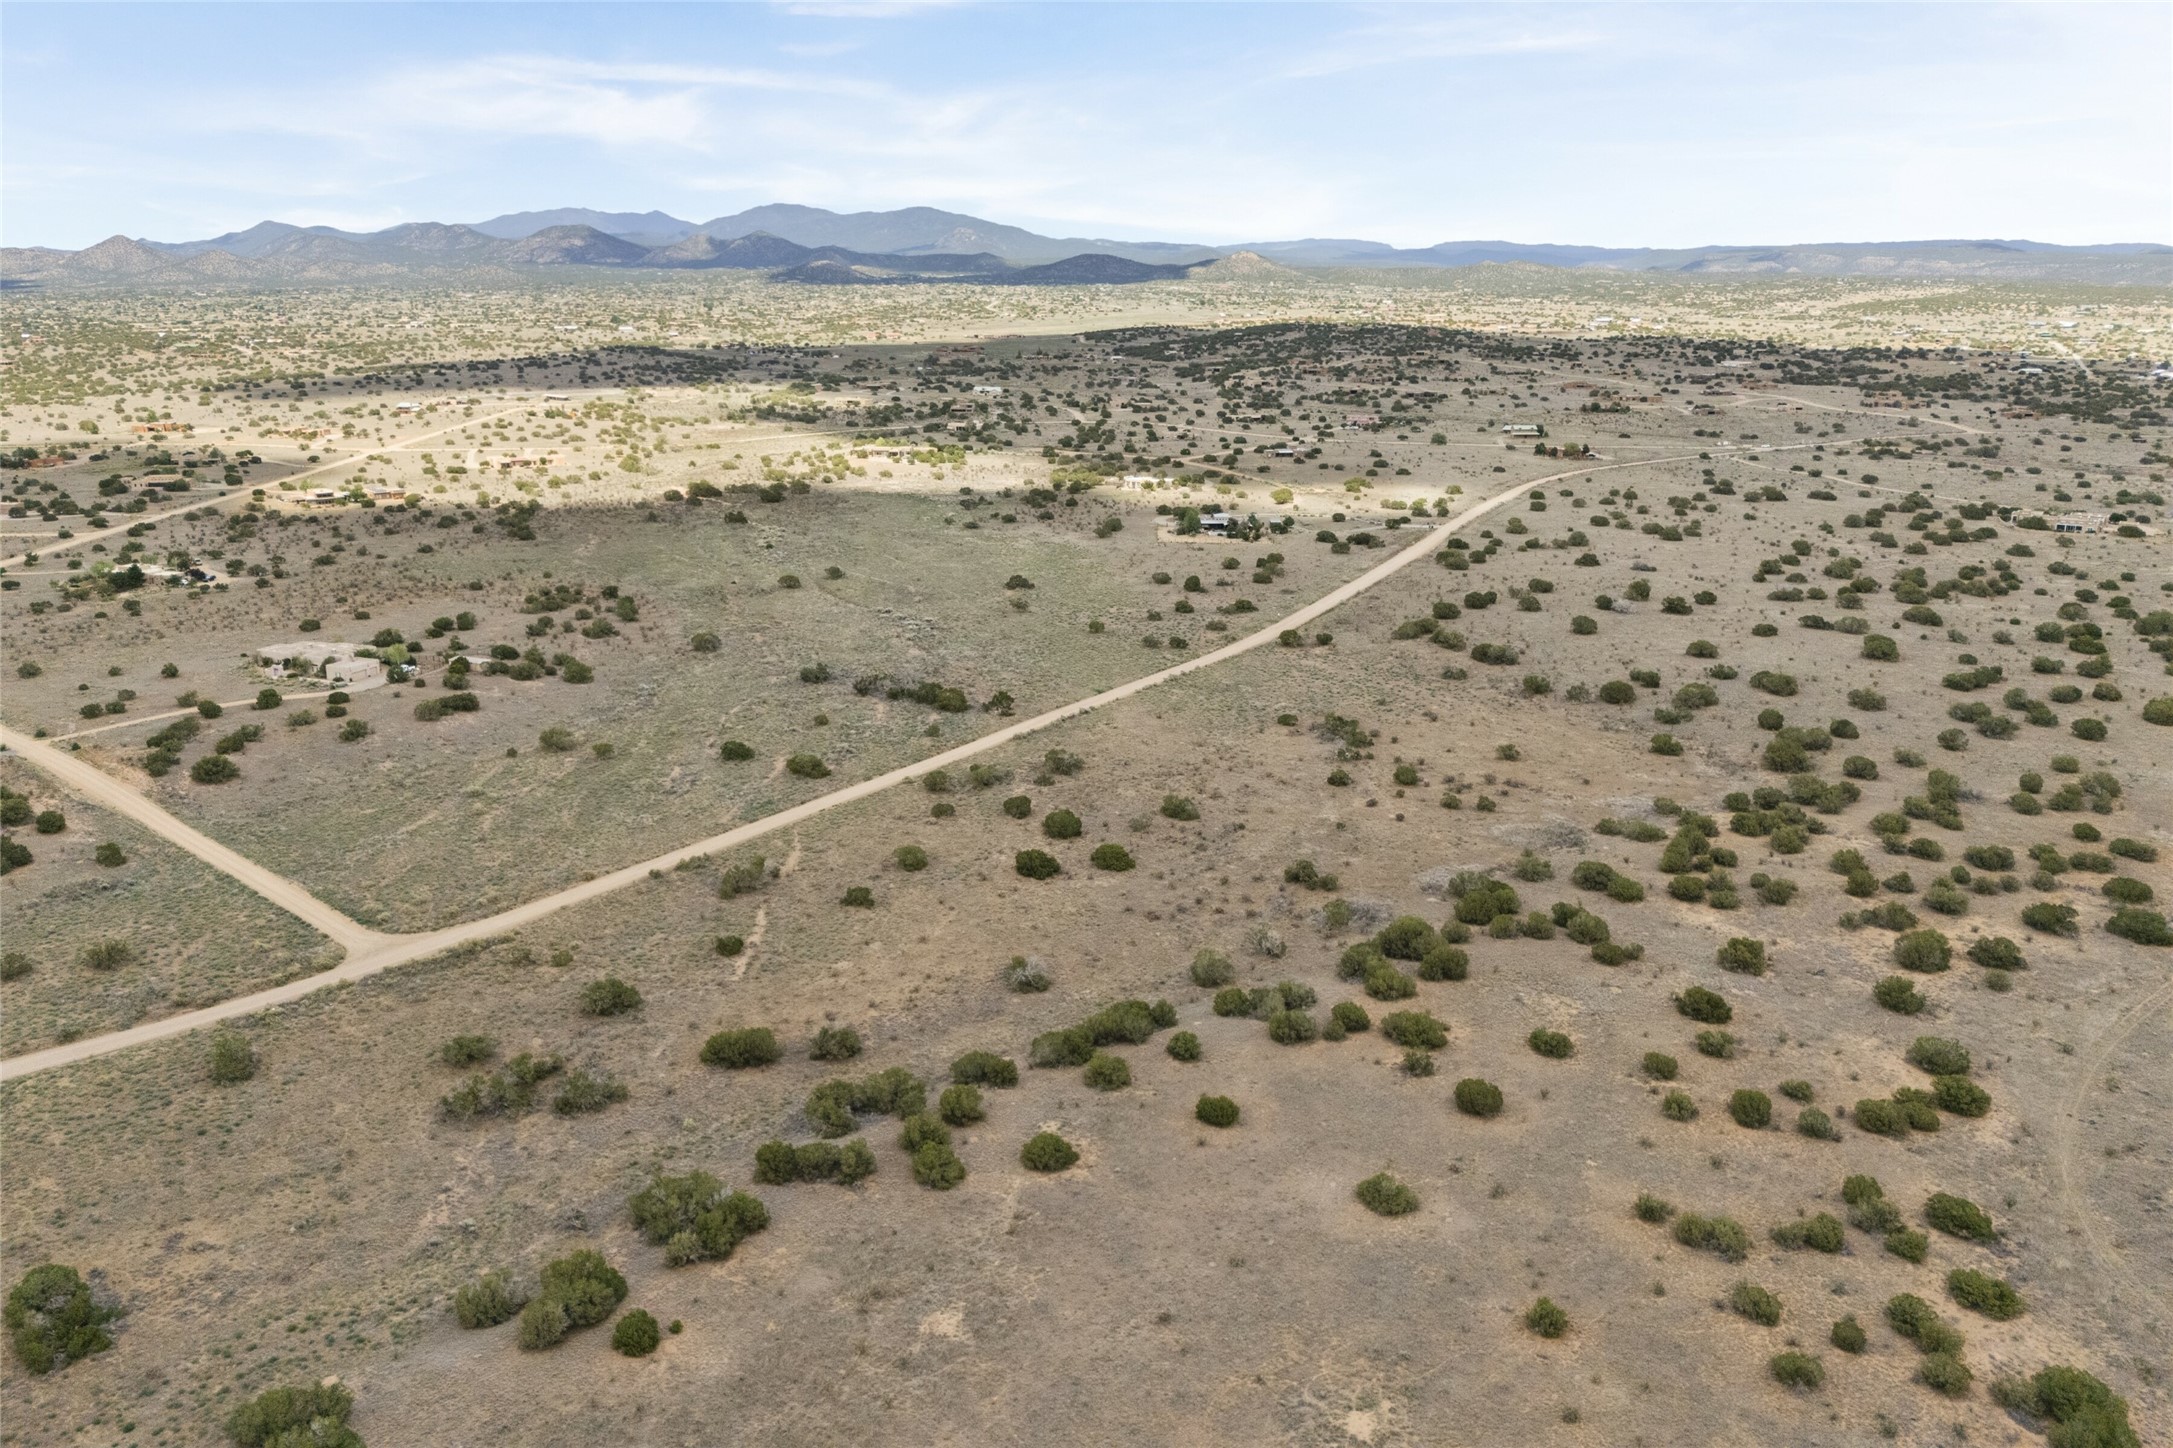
[5,204,2167,289]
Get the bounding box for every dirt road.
[0,444,1778,1081]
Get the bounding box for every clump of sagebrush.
[1031,997,1177,1066]
[628,1171,770,1266]
[1633,1193,1675,1224]
[1528,1028,1574,1059]
[938,1084,985,1126]
[5,1264,121,1375]
[1989,1366,2139,1448]
[1196,1095,1240,1128]
[453,1269,528,1329]
[1166,1030,1202,1061]
[1886,1293,1967,1356]
[700,1026,781,1069]
[1002,955,1052,993]
[1355,1172,1419,1217]
[1020,1132,1079,1172]
[754,1138,877,1186]
[579,976,641,1016]
[1947,1268,2024,1320]
[1188,948,1235,988]
[1925,1191,1996,1241]
[805,1067,925,1137]
[1730,1281,1783,1327]
[1082,1052,1132,1090]
[1381,1010,1448,1050]
[1674,986,1731,1024]
[439,1052,564,1122]
[1524,1297,1569,1338]
[518,1251,629,1350]
[809,1025,862,1061]
[950,1051,1018,1087]
[1830,1315,1868,1354]
[1770,1351,1825,1391]
[1672,1213,1751,1263]
[225,1383,360,1448]
[612,1308,661,1358]
[1771,1213,1845,1253]
[911,1145,963,1200]
[1453,1078,1503,1118]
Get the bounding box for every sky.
[4,1,2168,251]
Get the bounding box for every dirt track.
[0,443,1797,1081]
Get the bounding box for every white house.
[254,641,386,689]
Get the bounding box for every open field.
[2,296,2168,1446]
[0,758,340,1056]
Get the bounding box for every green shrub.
[1525,1297,1569,1338]
[701,1027,780,1069]
[627,1173,769,1265]
[1893,929,1952,972]
[1995,1366,2139,1448]
[1355,1172,1419,1216]
[2021,901,2079,935]
[1402,1048,1436,1077]
[1674,986,1731,1023]
[225,1383,359,1446]
[1716,938,1766,975]
[440,1034,496,1068]
[1083,1052,1132,1090]
[1850,1099,1907,1137]
[209,1031,257,1084]
[453,1269,527,1329]
[1834,1314,1872,1354]
[519,1250,629,1349]
[1454,1078,1504,1117]
[1771,1213,1845,1252]
[1919,1351,1973,1397]
[1672,1213,1751,1262]
[5,1264,120,1376]
[1926,1192,1995,1241]
[938,1084,985,1126]
[1090,843,1136,871]
[785,752,830,779]
[1640,1051,1678,1080]
[1730,1281,1783,1326]
[1966,935,2026,971]
[1196,1094,1240,1128]
[719,739,755,761]
[1381,1011,1448,1050]
[1906,1036,1970,1076]
[1874,975,1927,1014]
[1014,848,1061,880]
[1160,794,1201,821]
[1796,1107,1838,1140]
[1417,944,1469,981]
[1266,1008,1319,1044]
[1633,1192,1674,1223]
[1188,949,1236,987]
[911,1140,966,1190]
[1042,808,1082,839]
[810,1025,862,1061]
[1021,1131,1078,1171]
[2107,908,2173,945]
[553,1069,628,1116]
[1770,1350,1825,1390]
[1528,1028,1574,1059]
[580,976,642,1016]
[1729,1089,1773,1129]
[1947,1268,2024,1320]
[1328,1001,1371,1034]
[950,1051,1018,1087]
[612,1308,661,1357]
[1166,1031,1202,1061]
[1694,1030,1734,1059]
[899,1112,952,1153]
[1363,962,1417,1000]
[1661,1089,1699,1121]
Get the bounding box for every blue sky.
[5,2,2167,250]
